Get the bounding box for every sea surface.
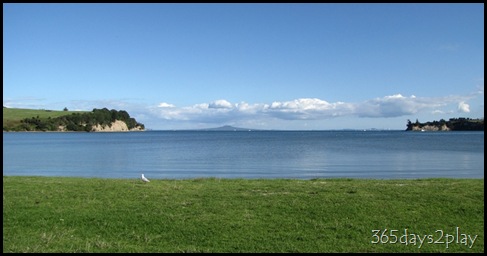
[3,131,484,180]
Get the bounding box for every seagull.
[141,173,150,183]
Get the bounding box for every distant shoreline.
[6,129,486,133]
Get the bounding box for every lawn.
[2,176,484,252]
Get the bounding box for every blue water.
[3,131,484,179]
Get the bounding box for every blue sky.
[3,3,484,130]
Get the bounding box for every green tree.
[406,119,412,130]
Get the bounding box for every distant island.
[3,107,145,132]
[405,117,484,131]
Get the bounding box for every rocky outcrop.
[129,125,145,131]
[91,120,144,132]
[411,124,450,131]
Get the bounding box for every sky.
[3,3,484,130]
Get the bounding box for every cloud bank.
[149,93,476,125]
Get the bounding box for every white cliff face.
[411,124,451,131]
[91,120,131,132]
[55,120,144,132]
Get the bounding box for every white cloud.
[235,102,259,113]
[157,102,175,108]
[431,109,454,115]
[458,101,470,113]
[265,98,355,120]
[269,98,331,110]
[354,93,472,118]
[209,99,233,109]
[356,94,427,117]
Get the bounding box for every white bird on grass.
[141,173,150,183]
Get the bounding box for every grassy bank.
[3,108,88,130]
[3,176,484,252]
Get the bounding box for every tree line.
[7,108,145,132]
[406,117,484,131]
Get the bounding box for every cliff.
[58,120,144,132]
[410,124,450,131]
[92,120,144,132]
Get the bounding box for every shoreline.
[2,129,146,133]
[2,175,484,180]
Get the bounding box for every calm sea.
[3,131,484,180]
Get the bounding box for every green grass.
[3,176,484,253]
[3,108,88,129]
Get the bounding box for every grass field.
[3,176,484,253]
[3,108,88,129]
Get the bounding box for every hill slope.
[3,107,144,132]
[3,108,88,130]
